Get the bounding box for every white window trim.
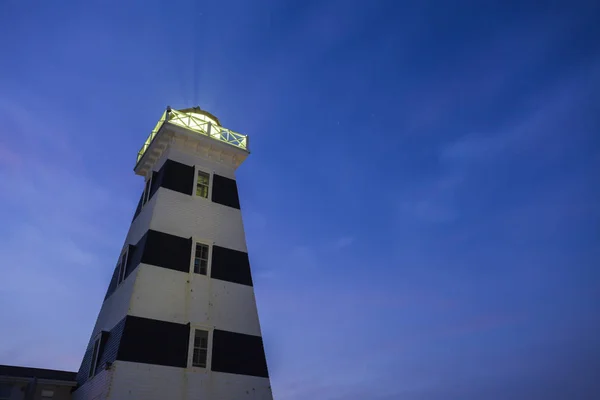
[189,239,212,277]
[187,326,213,370]
[194,167,212,200]
[88,333,102,379]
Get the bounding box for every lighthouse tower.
[73,107,273,400]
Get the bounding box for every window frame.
[195,168,211,199]
[142,174,153,206]
[193,242,211,276]
[189,239,212,277]
[187,327,213,370]
[88,333,102,379]
[116,247,130,286]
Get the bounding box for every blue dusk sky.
[1,1,599,399]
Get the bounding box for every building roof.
[0,365,77,382]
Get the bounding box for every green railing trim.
[136,108,248,166]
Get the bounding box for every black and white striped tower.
[73,107,273,400]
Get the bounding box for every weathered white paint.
[87,268,138,347]
[150,188,248,253]
[205,278,262,336]
[165,145,238,180]
[107,362,183,400]
[107,361,271,400]
[135,122,248,179]
[128,264,188,324]
[123,189,158,247]
[128,264,262,336]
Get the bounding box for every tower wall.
[73,112,272,400]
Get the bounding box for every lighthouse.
[73,107,273,400]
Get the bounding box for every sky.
[0,0,599,399]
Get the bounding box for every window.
[196,171,210,198]
[142,175,152,206]
[194,243,209,275]
[41,389,54,399]
[0,384,12,400]
[192,329,209,368]
[116,248,129,286]
[88,334,101,378]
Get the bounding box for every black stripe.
[96,319,125,371]
[210,245,253,286]
[125,241,143,279]
[117,316,189,368]
[75,346,93,386]
[141,230,192,273]
[153,159,194,197]
[211,174,240,209]
[163,160,194,195]
[78,316,269,381]
[104,230,257,303]
[132,191,144,221]
[211,330,269,378]
[104,230,190,304]
[75,318,125,387]
[126,233,147,278]
[149,170,161,199]
[104,244,139,302]
[103,263,119,301]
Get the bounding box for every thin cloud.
[438,313,526,338]
[334,236,355,249]
[440,56,600,166]
[0,142,22,167]
[398,175,464,224]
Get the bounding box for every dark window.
[117,248,129,285]
[132,190,144,221]
[88,335,101,378]
[142,176,152,206]
[196,171,210,198]
[194,243,209,275]
[192,329,209,368]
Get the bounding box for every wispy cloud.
[334,235,354,249]
[438,313,525,338]
[440,133,509,162]
[398,174,464,224]
[0,142,22,167]
[399,54,600,230]
[441,54,600,164]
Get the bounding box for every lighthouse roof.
[178,106,222,126]
[135,106,248,168]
